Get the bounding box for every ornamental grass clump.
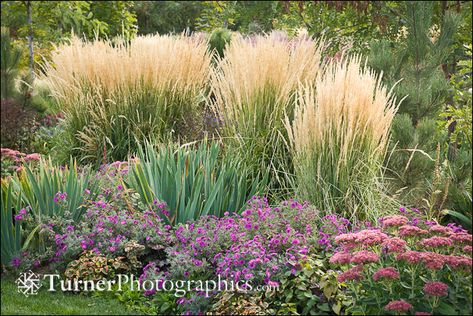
[286,56,399,221]
[211,32,324,197]
[41,34,211,164]
[329,209,472,315]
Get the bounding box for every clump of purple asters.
[43,193,174,265]
[317,214,350,250]
[53,191,67,203]
[162,197,321,287]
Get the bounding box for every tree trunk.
[26,1,34,79]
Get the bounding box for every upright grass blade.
[127,140,269,225]
[40,34,212,165]
[12,158,100,222]
[286,56,400,222]
[1,182,22,266]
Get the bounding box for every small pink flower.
[396,251,424,264]
[384,300,412,312]
[444,255,472,270]
[382,237,406,253]
[429,225,452,235]
[421,236,453,248]
[337,265,364,283]
[329,252,352,265]
[423,281,449,297]
[373,267,400,281]
[450,233,472,245]
[399,225,428,237]
[463,245,472,253]
[382,215,409,227]
[351,250,379,264]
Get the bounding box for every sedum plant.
[211,32,324,198]
[286,56,399,221]
[330,214,472,315]
[127,141,269,225]
[41,34,212,165]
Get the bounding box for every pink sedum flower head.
[351,250,379,264]
[421,236,453,248]
[450,233,472,245]
[382,237,406,253]
[399,225,429,237]
[429,225,453,235]
[329,252,351,265]
[373,267,400,281]
[421,252,446,270]
[444,255,472,270]
[384,300,413,312]
[423,281,449,297]
[463,245,472,253]
[382,215,409,228]
[337,265,364,283]
[396,251,424,264]
[24,153,41,162]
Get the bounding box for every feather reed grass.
[211,32,324,198]
[41,34,211,164]
[286,56,399,221]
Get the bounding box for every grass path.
[1,278,139,315]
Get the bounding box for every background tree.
[134,1,205,34]
[0,1,137,71]
[368,1,471,224]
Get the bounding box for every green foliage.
[134,1,205,35]
[127,140,269,225]
[208,28,232,57]
[0,160,101,265]
[0,27,22,99]
[93,282,177,315]
[0,182,23,266]
[210,291,274,315]
[387,114,471,221]
[210,256,351,315]
[270,257,350,315]
[369,1,471,223]
[64,250,130,283]
[369,1,459,123]
[439,44,472,146]
[10,159,99,222]
[388,115,444,204]
[0,1,137,70]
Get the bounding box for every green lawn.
[0,278,139,315]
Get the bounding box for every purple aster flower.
[11,257,21,268]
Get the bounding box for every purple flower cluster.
[45,197,174,264]
[317,214,350,250]
[14,208,28,221]
[157,197,322,288]
[53,191,67,203]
